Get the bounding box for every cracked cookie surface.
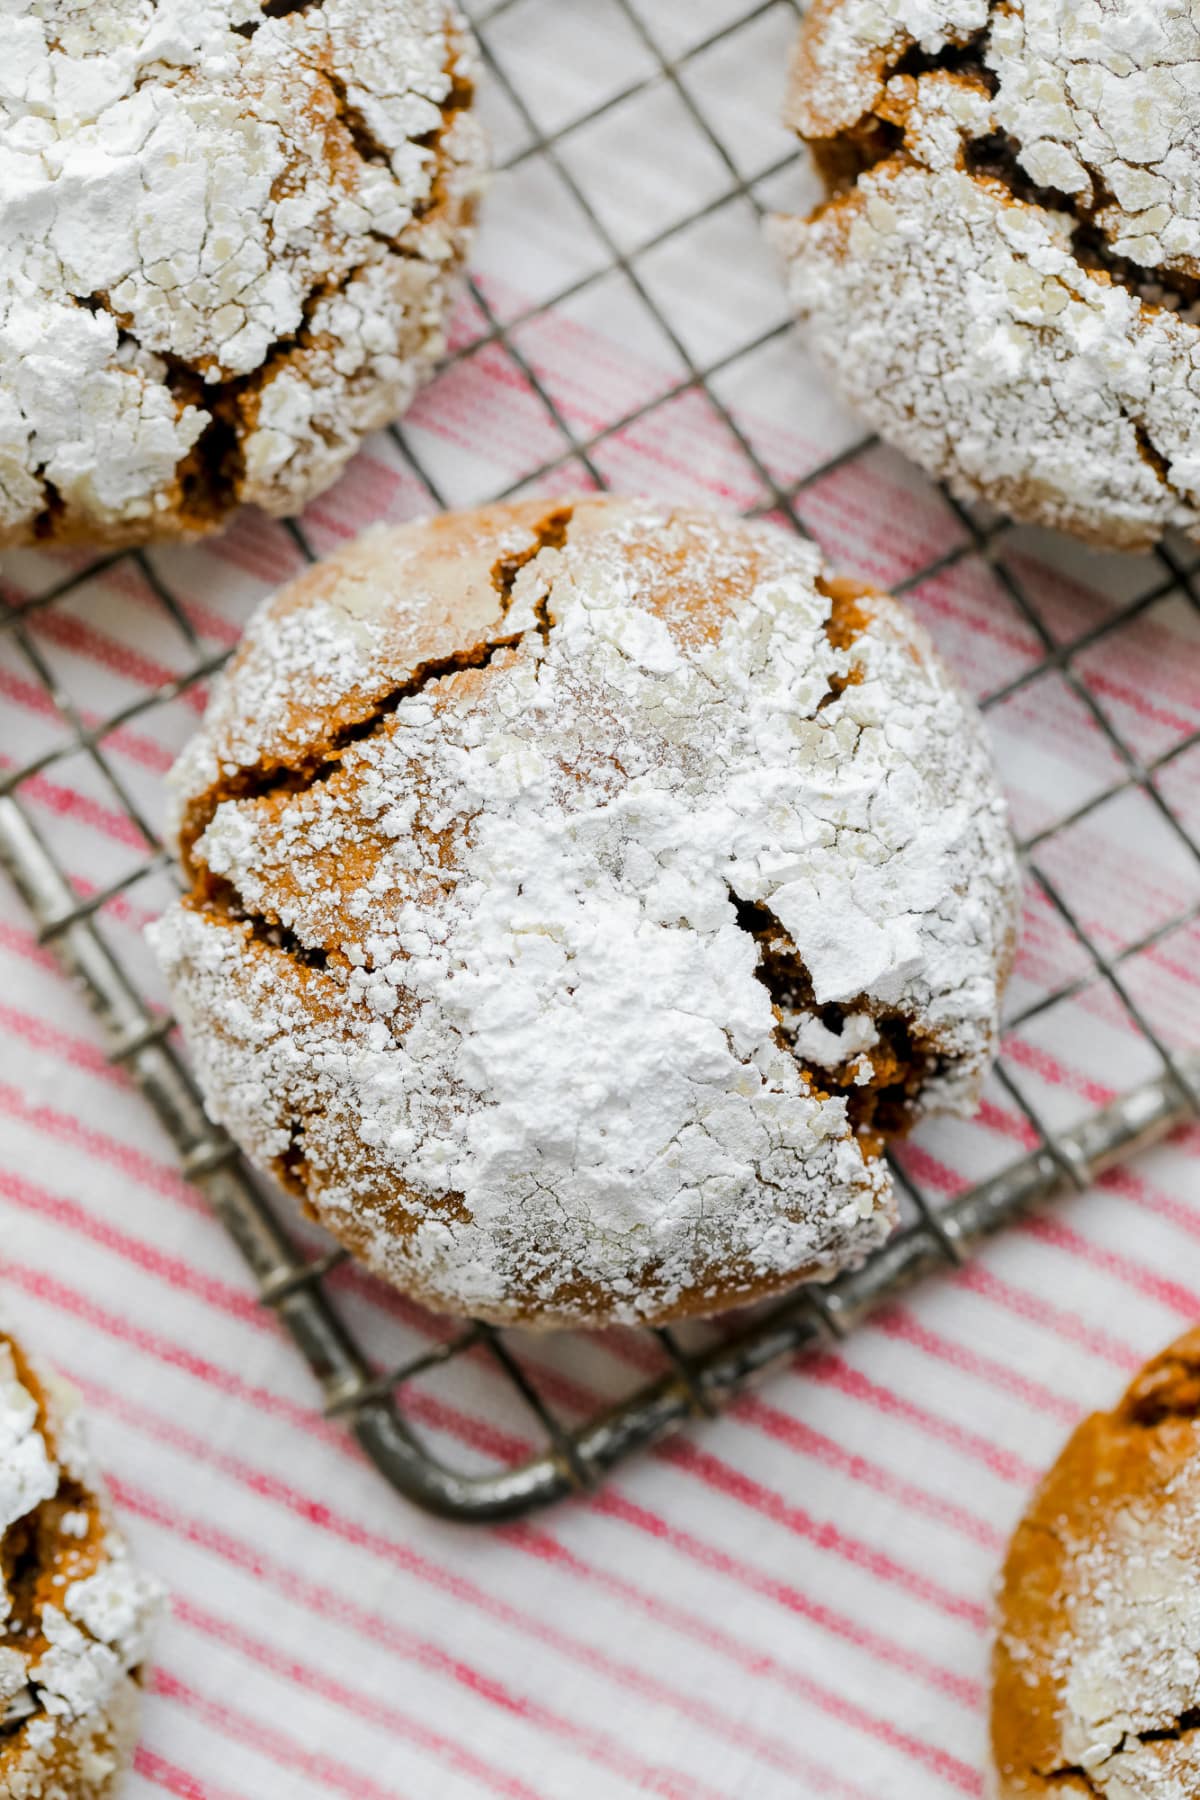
[771,0,1200,551]
[149,497,1019,1329]
[0,1324,163,1799]
[992,1327,1200,1798]
[0,0,484,548]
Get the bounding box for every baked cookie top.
[992,1327,1200,1798]
[0,1327,163,1799]
[773,0,1200,550]
[0,0,483,547]
[151,498,1019,1328]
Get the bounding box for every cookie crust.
[772,0,1200,551]
[150,498,1018,1330]
[992,1327,1200,1798]
[0,0,484,548]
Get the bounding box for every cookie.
[992,1327,1200,1798]
[771,1,1200,551]
[0,1327,163,1799]
[149,498,1019,1330]
[0,0,484,549]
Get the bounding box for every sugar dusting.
[993,1332,1200,1797]
[1056,1502,1200,1794]
[0,1329,163,1796]
[773,0,1200,550]
[151,499,1018,1328]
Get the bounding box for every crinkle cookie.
[771,0,1200,551]
[149,498,1019,1330]
[992,1327,1200,1799]
[0,0,484,549]
[0,1326,163,1799]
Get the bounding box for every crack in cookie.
[181,631,525,867]
[491,505,574,611]
[178,500,579,867]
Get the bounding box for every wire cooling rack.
[1,0,1198,1522]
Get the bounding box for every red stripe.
[63,1318,915,1787]
[4,1263,358,1450]
[149,1666,419,1800]
[2,1031,1035,1545]
[0,1007,132,1090]
[0,1057,1036,1583]
[9,1265,978,1781]
[167,595,242,651]
[0,1166,264,1324]
[580,1309,1031,1500]
[975,1096,1040,1149]
[1085,666,1197,737]
[0,663,175,775]
[904,571,1039,665]
[0,1130,1005,1668]
[600,402,758,504]
[1018,1213,1200,1317]
[0,1123,993,1771]
[479,1314,1006,1556]
[0,1085,201,1205]
[954,1262,1142,1370]
[166,1590,722,1800]
[134,1745,256,1800]
[530,1495,983,1709]
[114,1472,853,1794]
[798,1352,1038,1487]
[585,1500,983,1796]
[539,1315,1006,1551]
[1001,1036,1117,1108]
[504,1515,976,1781]
[1097,1156,1200,1244]
[0,919,58,973]
[0,1057,1088,1747]
[733,1389,1005,1549]
[204,510,308,589]
[0,759,149,851]
[1140,937,1200,992]
[94,1354,972,1779]
[869,1306,1080,1425]
[897,1141,964,1198]
[1,1078,1015,1586]
[70,870,160,934]
[23,608,207,711]
[2,273,1194,1800]
[649,1439,987,1628]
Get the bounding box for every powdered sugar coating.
[150,498,1018,1328]
[0,0,484,547]
[991,1328,1200,1798]
[0,1349,57,1544]
[773,0,1200,550]
[0,1329,163,1800]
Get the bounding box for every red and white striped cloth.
[3,1,1200,1792]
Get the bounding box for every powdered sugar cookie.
[149,498,1019,1329]
[0,1325,163,1799]
[0,0,484,549]
[771,1,1200,552]
[992,1326,1200,1798]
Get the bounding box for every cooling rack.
[1,0,1198,1523]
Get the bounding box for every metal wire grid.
[1,0,1199,1523]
